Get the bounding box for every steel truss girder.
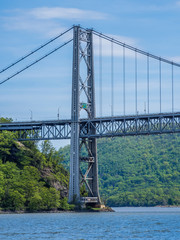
[0,113,180,140]
[80,113,180,138]
[0,120,71,140]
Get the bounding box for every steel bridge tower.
[68,26,101,206]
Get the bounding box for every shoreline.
[0,206,179,214]
[0,206,114,214]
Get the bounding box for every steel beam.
[68,26,101,205]
[0,120,71,140]
[80,113,180,138]
[69,26,80,203]
[1,113,180,140]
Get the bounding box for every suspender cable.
[123,45,126,116]
[0,39,73,85]
[92,29,180,68]
[135,50,137,115]
[0,27,73,74]
[99,35,102,116]
[172,63,174,113]
[147,55,150,114]
[111,39,114,116]
[159,59,162,113]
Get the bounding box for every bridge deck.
[0,112,180,141]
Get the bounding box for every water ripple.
[0,208,180,240]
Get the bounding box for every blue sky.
[1,0,180,147]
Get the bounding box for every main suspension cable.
[0,39,73,85]
[93,30,179,67]
[0,27,73,74]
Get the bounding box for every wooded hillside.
[1,115,180,209]
[0,118,71,211]
[59,134,180,206]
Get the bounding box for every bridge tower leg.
[68,26,101,206]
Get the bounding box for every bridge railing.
[0,112,180,141]
[80,113,180,138]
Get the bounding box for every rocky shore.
[0,206,114,214]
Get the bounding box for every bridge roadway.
[0,112,180,141]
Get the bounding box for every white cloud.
[169,56,180,63]
[1,7,107,38]
[2,13,66,37]
[93,33,138,58]
[30,7,107,20]
[1,7,138,59]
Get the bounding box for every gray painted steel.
[68,26,100,204]
[1,25,180,207]
[0,120,71,140]
[85,30,100,204]
[69,26,80,203]
[1,113,180,140]
[80,113,180,138]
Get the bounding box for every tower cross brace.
[68,26,101,205]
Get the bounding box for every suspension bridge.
[0,25,180,207]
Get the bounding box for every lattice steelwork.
[1,113,180,140]
[1,25,180,208]
[0,120,71,140]
[68,26,100,205]
[80,113,180,138]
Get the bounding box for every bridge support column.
[68,26,101,206]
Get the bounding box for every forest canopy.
[0,118,71,211]
[59,134,180,207]
[1,115,180,209]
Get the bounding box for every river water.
[0,207,180,239]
